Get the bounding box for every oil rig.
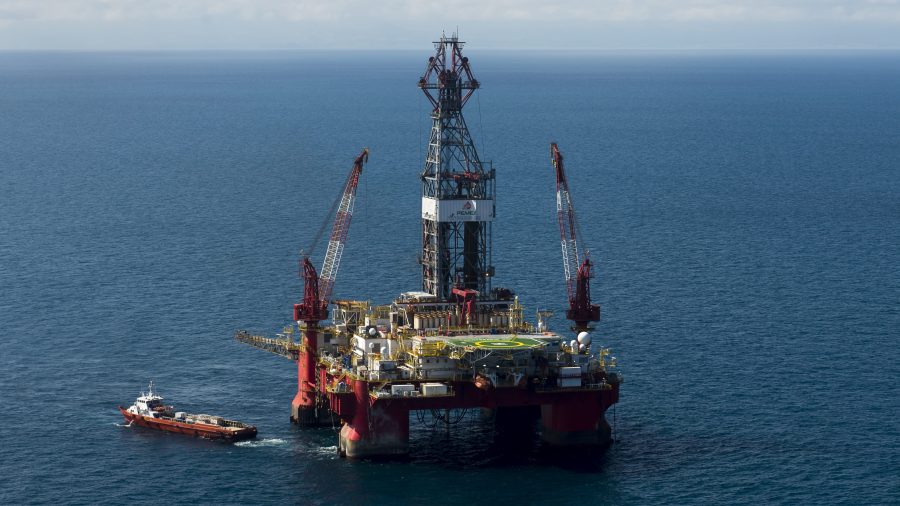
[236,34,621,458]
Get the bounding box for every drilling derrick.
[419,35,494,299]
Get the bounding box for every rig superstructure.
[236,34,621,458]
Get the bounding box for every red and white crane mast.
[319,148,368,304]
[293,148,368,323]
[551,143,600,331]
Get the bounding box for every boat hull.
[119,407,257,441]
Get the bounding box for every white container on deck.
[421,383,448,396]
[390,384,416,396]
[560,366,582,378]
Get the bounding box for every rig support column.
[291,257,331,426]
[540,399,612,448]
[291,325,316,424]
[339,380,409,458]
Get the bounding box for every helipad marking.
[446,337,545,349]
[475,340,527,348]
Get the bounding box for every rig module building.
[237,35,621,458]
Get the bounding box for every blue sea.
[1,50,898,505]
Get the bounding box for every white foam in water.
[234,438,287,448]
[316,445,338,456]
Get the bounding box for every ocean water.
[1,50,898,505]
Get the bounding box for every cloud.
[2,1,900,50]
[2,0,900,23]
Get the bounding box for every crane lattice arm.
[293,149,368,324]
[319,148,369,304]
[552,143,581,303]
[550,143,600,330]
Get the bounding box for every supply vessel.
[237,34,621,458]
[119,383,257,441]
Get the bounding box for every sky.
[1,0,900,50]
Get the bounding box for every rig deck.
[237,293,621,457]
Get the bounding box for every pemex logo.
[458,200,477,217]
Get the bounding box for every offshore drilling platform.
[236,35,621,458]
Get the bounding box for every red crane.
[550,143,600,331]
[294,148,369,323]
[290,148,368,425]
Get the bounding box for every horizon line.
[2,47,900,53]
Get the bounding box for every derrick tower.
[419,34,495,300]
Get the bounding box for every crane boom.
[293,148,368,324]
[552,143,581,303]
[319,148,369,304]
[550,143,600,330]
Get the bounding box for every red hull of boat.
[119,407,257,441]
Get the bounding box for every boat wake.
[234,438,287,448]
[114,421,133,428]
[314,445,339,457]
